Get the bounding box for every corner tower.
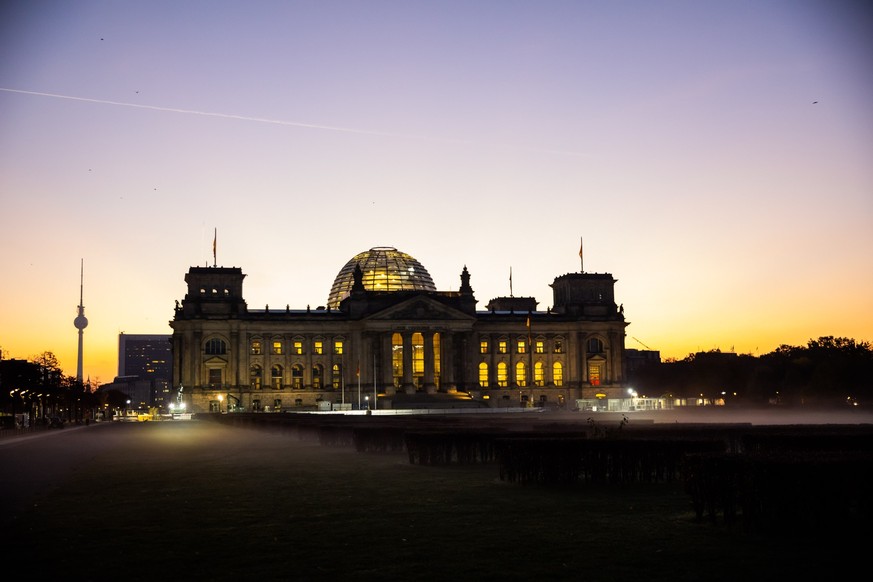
[177,266,247,318]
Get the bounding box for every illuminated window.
[497,362,508,387]
[553,339,564,354]
[392,332,403,386]
[271,365,283,389]
[312,364,323,388]
[334,340,344,355]
[293,341,303,355]
[517,340,527,354]
[516,361,527,387]
[314,340,324,355]
[205,338,226,355]
[291,365,303,389]
[250,365,262,389]
[535,340,544,354]
[498,340,508,354]
[588,362,602,386]
[332,364,342,388]
[251,340,262,355]
[271,340,283,355]
[479,362,489,387]
[252,399,261,412]
[208,368,222,386]
[534,361,544,386]
[433,332,441,388]
[588,338,603,354]
[553,362,563,386]
[273,399,282,411]
[480,339,489,354]
[412,332,424,385]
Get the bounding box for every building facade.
[116,333,173,408]
[170,247,628,413]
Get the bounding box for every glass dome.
[327,247,436,308]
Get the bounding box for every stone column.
[402,331,415,393]
[192,330,202,388]
[442,332,456,392]
[423,331,436,393]
[380,332,395,396]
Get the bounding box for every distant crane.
[632,337,653,350]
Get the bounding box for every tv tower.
[73,259,88,384]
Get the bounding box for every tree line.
[0,350,105,426]
[627,336,873,406]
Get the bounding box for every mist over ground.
[541,405,873,426]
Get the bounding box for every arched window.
[553,362,563,387]
[478,362,489,387]
[312,364,323,389]
[205,338,226,355]
[271,365,283,389]
[250,364,262,389]
[292,364,303,389]
[534,361,544,387]
[515,361,527,387]
[332,364,342,388]
[497,362,508,387]
[588,338,604,354]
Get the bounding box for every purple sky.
[1,1,871,384]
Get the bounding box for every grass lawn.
[6,420,862,581]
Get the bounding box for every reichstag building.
[170,247,628,413]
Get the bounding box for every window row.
[250,338,343,356]
[479,338,564,355]
[248,363,343,390]
[477,337,605,355]
[478,361,564,388]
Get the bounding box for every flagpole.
[373,352,377,411]
[357,358,361,410]
[213,228,217,268]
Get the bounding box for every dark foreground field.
[2,415,867,581]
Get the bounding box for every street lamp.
[218,393,224,414]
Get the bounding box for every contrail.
[0,87,410,137]
[0,87,589,157]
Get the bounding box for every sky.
[1,0,871,385]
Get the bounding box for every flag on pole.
[212,228,217,267]
[509,266,513,297]
[579,237,584,273]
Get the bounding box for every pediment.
[204,356,228,367]
[366,296,475,322]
